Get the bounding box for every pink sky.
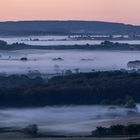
[0,0,140,25]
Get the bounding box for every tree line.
[0,71,140,107]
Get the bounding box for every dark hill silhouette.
[0,20,140,36]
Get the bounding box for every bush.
[124,124,139,136]
[92,124,140,137]
[125,96,136,108]
[23,124,38,136]
[20,57,28,61]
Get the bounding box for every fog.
[0,105,139,136]
[0,49,140,74]
[0,36,140,136]
[1,36,140,46]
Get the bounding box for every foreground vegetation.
[0,71,139,107]
[92,124,140,137]
[0,136,139,140]
[14,123,140,139]
[1,123,140,139]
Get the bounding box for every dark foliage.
[92,124,140,137]
[0,40,140,51]
[22,124,38,136]
[0,40,7,47]
[0,71,139,107]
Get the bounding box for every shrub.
[23,124,38,136]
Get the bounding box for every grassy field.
[1,116,140,140]
[0,132,139,140]
[0,137,140,140]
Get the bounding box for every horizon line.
[0,19,139,26]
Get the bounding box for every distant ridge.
[0,20,140,36]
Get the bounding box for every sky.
[0,0,140,25]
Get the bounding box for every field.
[0,137,139,140]
[1,49,140,74]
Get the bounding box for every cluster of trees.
[0,124,39,137]
[0,40,30,50]
[0,40,7,47]
[0,71,140,107]
[101,40,129,47]
[0,75,43,88]
[22,124,38,137]
[101,96,136,108]
[92,124,140,137]
[0,40,140,51]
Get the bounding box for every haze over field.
[0,0,140,25]
[1,0,140,138]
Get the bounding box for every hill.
[0,20,140,36]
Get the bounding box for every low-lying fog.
[0,50,140,74]
[1,36,140,46]
[0,105,139,136]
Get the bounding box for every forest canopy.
[0,71,139,107]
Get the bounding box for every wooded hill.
[0,21,140,36]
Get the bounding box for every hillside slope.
[0,20,140,35]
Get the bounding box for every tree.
[0,40,7,46]
[92,127,107,136]
[20,57,28,61]
[125,96,136,108]
[54,64,60,74]
[110,125,125,135]
[101,41,113,46]
[23,124,38,136]
[124,124,139,137]
[74,68,80,74]
[65,70,73,75]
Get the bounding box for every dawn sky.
[0,0,140,25]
